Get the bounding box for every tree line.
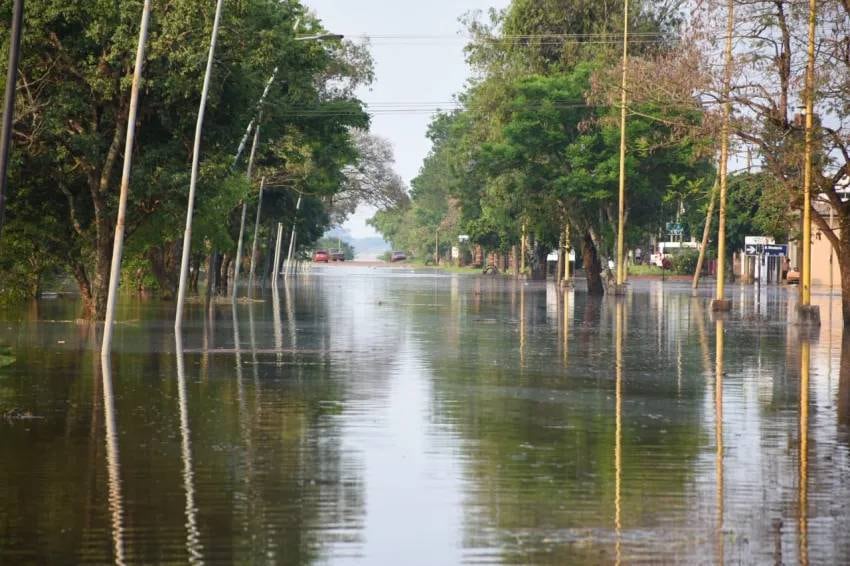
[370,0,850,320]
[0,0,404,317]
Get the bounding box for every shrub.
[671,250,700,275]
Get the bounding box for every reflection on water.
[0,271,849,564]
[100,357,125,566]
[175,333,203,564]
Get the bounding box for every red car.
[312,249,330,263]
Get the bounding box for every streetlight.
[175,26,343,328]
[711,0,734,313]
[101,0,153,355]
[174,0,226,332]
[798,0,820,326]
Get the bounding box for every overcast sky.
[304,0,510,238]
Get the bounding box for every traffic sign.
[763,244,788,256]
[745,244,763,255]
[745,236,774,246]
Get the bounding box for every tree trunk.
[219,253,232,295]
[839,239,850,326]
[530,241,547,280]
[206,252,218,300]
[147,243,178,299]
[72,261,95,316]
[582,230,604,295]
[840,329,850,429]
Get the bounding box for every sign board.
[745,236,774,246]
[451,246,460,260]
[763,244,788,256]
[745,244,763,256]
[458,235,470,243]
[666,222,684,236]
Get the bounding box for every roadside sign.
[666,222,683,236]
[745,236,774,246]
[745,244,763,255]
[763,244,788,256]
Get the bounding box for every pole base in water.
[613,284,628,296]
[796,304,821,327]
[711,299,732,312]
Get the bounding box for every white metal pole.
[175,0,225,331]
[272,222,284,286]
[231,120,261,300]
[285,195,302,277]
[248,176,266,289]
[101,0,152,356]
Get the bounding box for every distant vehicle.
[330,249,345,262]
[390,251,407,262]
[313,249,330,263]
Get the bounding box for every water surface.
[0,267,848,564]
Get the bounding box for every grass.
[628,264,669,276]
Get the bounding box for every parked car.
[390,251,407,263]
[330,249,345,262]
[312,249,330,263]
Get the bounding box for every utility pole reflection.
[799,340,810,566]
[175,334,203,564]
[100,356,126,565]
[714,318,725,564]
[614,300,624,565]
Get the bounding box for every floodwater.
[0,266,848,564]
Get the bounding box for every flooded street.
[1,267,849,564]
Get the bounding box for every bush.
[671,250,700,275]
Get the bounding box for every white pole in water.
[285,195,302,277]
[175,0,225,331]
[248,176,266,290]
[231,118,261,300]
[272,222,284,286]
[101,0,152,356]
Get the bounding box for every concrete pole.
[101,0,152,356]
[614,0,629,292]
[0,0,23,239]
[712,0,734,312]
[175,0,225,331]
[231,120,261,300]
[564,224,572,284]
[692,177,719,290]
[248,176,266,289]
[284,195,302,277]
[272,222,283,286]
[799,0,820,325]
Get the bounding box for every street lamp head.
[295,33,344,42]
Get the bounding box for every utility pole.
[798,0,821,326]
[711,0,734,312]
[101,0,152,356]
[284,195,302,277]
[272,222,284,286]
[247,176,266,290]
[614,0,629,295]
[175,0,225,331]
[563,224,572,286]
[231,117,261,300]
[693,176,719,290]
[0,0,24,239]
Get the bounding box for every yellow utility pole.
[798,339,811,564]
[564,224,572,286]
[712,0,735,312]
[615,0,629,295]
[693,176,719,290]
[799,0,821,325]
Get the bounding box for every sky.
[304,0,510,239]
